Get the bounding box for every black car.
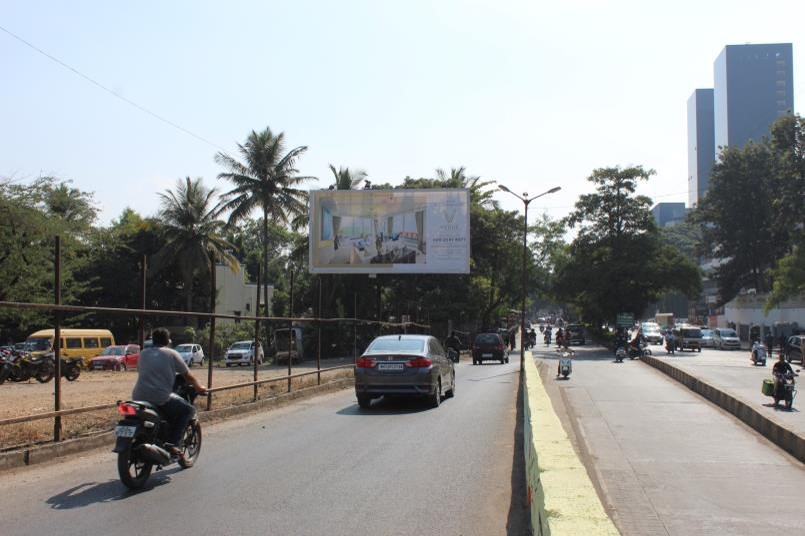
[785,335,803,364]
[472,333,508,365]
[565,325,585,345]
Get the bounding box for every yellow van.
[26,329,115,365]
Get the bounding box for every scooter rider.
[772,353,795,402]
[445,331,462,355]
[132,328,207,464]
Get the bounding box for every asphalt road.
[1,358,528,536]
[535,342,805,536]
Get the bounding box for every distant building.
[651,202,688,227]
[215,263,273,322]
[687,89,715,207]
[714,43,794,151]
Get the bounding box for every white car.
[225,340,264,367]
[175,343,204,367]
[712,328,741,350]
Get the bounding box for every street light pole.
[498,185,561,372]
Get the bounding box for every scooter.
[751,343,768,366]
[557,350,573,379]
[615,344,626,363]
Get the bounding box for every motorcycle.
[113,376,202,489]
[615,343,626,363]
[0,351,55,384]
[772,371,798,410]
[665,334,676,355]
[751,343,768,366]
[557,350,573,379]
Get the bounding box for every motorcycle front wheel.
[65,365,80,381]
[118,443,153,489]
[178,420,202,469]
[35,361,55,383]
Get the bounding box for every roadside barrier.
[523,354,619,536]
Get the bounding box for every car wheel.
[357,394,372,409]
[225,363,231,368]
[428,380,441,408]
[445,373,455,398]
[697,348,701,353]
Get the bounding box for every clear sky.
[2,0,802,225]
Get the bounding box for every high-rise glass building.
[714,43,794,150]
[687,89,714,207]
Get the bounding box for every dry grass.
[0,359,353,451]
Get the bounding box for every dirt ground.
[0,358,354,451]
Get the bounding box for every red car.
[88,344,140,371]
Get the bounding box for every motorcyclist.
[629,329,645,357]
[614,329,627,355]
[772,353,795,403]
[544,328,552,346]
[132,327,207,465]
[445,331,462,355]
[555,328,565,348]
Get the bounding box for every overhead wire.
[0,24,231,156]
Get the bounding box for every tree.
[154,177,239,323]
[216,127,315,317]
[329,164,367,190]
[556,166,701,327]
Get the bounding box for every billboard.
[308,189,470,274]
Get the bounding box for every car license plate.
[115,425,137,438]
[482,353,493,358]
[377,363,404,371]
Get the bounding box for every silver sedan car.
[354,334,456,409]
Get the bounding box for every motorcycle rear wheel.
[118,444,153,489]
[65,366,80,381]
[35,361,55,383]
[179,420,202,469]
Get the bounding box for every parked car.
[565,324,586,345]
[640,322,663,345]
[225,340,264,367]
[712,328,740,350]
[88,344,140,371]
[175,343,204,367]
[354,334,455,409]
[673,326,702,352]
[472,333,508,365]
[785,335,803,364]
[699,329,715,348]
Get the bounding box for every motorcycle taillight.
[117,402,138,416]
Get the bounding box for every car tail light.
[405,357,432,368]
[356,356,377,368]
[496,344,504,350]
[117,402,138,416]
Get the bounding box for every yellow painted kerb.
[523,353,620,536]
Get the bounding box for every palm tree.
[435,166,497,207]
[155,177,239,322]
[329,164,367,190]
[216,127,315,315]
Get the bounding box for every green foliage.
[693,114,805,306]
[556,166,701,326]
[197,321,259,360]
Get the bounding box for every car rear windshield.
[366,339,425,353]
[474,334,500,344]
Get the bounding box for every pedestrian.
[764,332,774,355]
[510,329,516,351]
[779,335,786,359]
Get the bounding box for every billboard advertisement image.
[309,189,470,274]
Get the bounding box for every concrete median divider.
[523,354,619,536]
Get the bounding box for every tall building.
[652,202,688,227]
[687,89,715,207]
[714,43,794,150]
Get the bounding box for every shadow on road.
[46,469,180,509]
[336,396,436,416]
[506,377,529,535]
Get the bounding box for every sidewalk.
[642,349,804,462]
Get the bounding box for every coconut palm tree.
[329,164,367,190]
[216,127,316,314]
[435,166,497,208]
[155,177,239,322]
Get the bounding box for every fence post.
[207,253,216,411]
[317,276,321,386]
[53,236,62,442]
[287,268,294,393]
[254,264,261,402]
[138,255,146,348]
